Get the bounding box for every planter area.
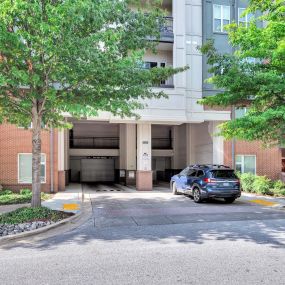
[239,173,285,197]
[0,206,73,237]
[0,188,51,205]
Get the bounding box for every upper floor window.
[238,8,253,27]
[213,5,230,33]
[235,107,247,119]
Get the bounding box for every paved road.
[0,183,285,285]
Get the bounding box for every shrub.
[0,207,72,224]
[240,173,256,193]
[0,189,13,196]
[252,176,272,195]
[272,180,285,196]
[20,189,32,196]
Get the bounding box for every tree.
[200,0,285,146]
[0,0,184,207]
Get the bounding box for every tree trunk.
[31,105,42,208]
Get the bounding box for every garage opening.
[70,156,116,183]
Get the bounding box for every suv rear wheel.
[193,188,202,203]
[224,197,236,204]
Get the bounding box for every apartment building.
[0,0,283,193]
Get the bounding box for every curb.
[0,209,82,244]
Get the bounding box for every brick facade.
[224,140,282,180]
[0,124,59,192]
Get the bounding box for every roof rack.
[189,164,231,169]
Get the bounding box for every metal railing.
[160,17,174,42]
[70,137,119,149]
[152,138,173,150]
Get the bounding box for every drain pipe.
[231,106,236,170]
[50,127,54,193]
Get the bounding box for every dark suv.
[170,165,241,203]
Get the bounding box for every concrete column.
[186,123,196,165]
[119,124,136,185]
[136,123,152,191]
[211,122,224,165]
[172,125,186,170]
[58,129,67,191]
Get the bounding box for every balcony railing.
[70,137,119,149]
[152,138,173,150]
[160,17,174,43]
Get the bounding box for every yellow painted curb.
[249,199,279,207]
[63,203,80,211]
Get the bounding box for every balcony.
[152,138,173,149]
[70,137,119,149]
[160,17,174,43]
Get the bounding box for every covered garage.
[70,157,116,183]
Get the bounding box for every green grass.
[0,207,72,224]
[0,190,51,205]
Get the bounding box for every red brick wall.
[224,140,282,180]
[0,123,59,192]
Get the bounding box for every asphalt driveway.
[84,183,285,228]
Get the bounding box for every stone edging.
[0,210,82,244]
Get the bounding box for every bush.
[272,180,285,196]
[0,189,13,196]
[0,207,72,224]
[252,176,272,195]
[240,173,256,193]
[20,189,32,196]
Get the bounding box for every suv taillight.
[203,178,216,183]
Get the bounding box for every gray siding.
[202,0,249,97]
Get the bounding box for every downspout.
[231,106,236,170]
[50,127,54,193]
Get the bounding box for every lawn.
[0,189,51,205]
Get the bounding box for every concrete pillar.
[119,124,136,185]
[186,123,196,165]
[136,123,152,191]
[172,125,187,170]
[211,122,224,165]
[58,129,67,191]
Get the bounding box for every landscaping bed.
[0,189,51,205]
[0,207,73,237]
[239,173,285,197]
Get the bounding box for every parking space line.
[248,199,279,207]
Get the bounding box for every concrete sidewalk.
[43,184,83,214]
[240,192,285,208]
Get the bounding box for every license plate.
[223,182,230,186]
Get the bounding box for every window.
[235,107,247,119]
[238,8,253,27]
[236,155,256,174]
[211,170,238,179]
[18,153,46,184]
[213,5,230,32]
[196,170,205,177]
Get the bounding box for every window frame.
[238,8,253,27]
[213,4,231,33]
[235,155,256,175]
[18,153,46,184]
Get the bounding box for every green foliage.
[272,180,285,196]
[252,176,272,195]
[0,190,13,196]
[0,0,184,127]
[20,189,32,196]
[240,172,256,192]
[0,190,50,205]
[199,0,285,145]
[0,207,72,224]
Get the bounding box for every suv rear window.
[210,170,238,179]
